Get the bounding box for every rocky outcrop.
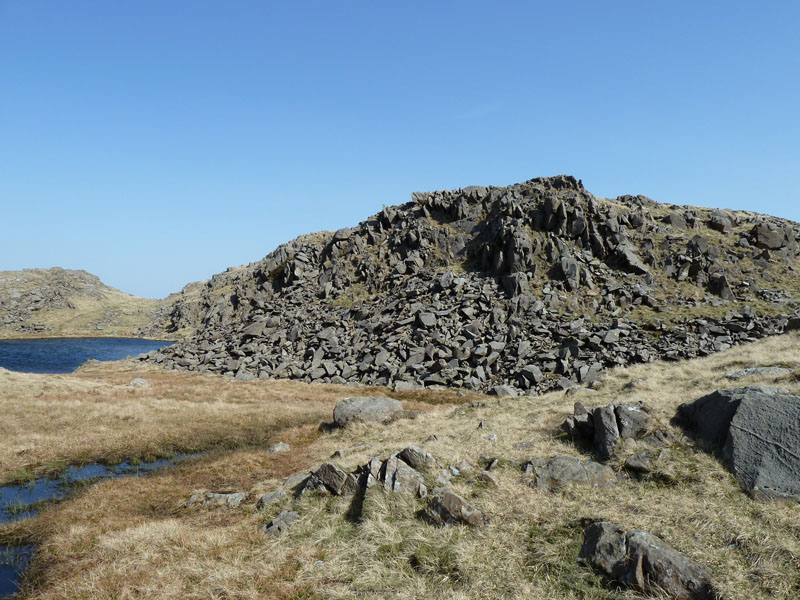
[0,268,168,339]
[563,401,651,460]
[579,521,714,599]
[140,175,800,393]
[678,386,800,501]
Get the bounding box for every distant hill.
[0,268,170,339]
[142,175,800,393]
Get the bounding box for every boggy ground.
[1,333,799,599]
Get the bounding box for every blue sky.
[2,1,798,299]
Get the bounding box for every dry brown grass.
[3,333,800,599]
[0,360,448,484]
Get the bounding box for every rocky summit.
[142,175,800,393]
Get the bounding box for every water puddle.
[0,546,33,598]
[0,453,199,597]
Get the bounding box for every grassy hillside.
[1,333,798,599]
[0,268,170,339]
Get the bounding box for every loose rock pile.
[249,445,489,536]
[143,175,800,393]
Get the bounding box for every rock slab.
[679,386,800,501]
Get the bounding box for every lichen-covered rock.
[381,454,427,497]
[526,455,616,491]
[333,397,403,428]
[185,491,247,508]
[256,489,286,510]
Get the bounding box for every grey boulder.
[527,455,616,491]
[263,510,300,536]
[679,386,800,500]
[333,396,403,428]
[422,487,488,527]
[579,521,714,599]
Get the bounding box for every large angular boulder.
[333,396,403,428]
[579,521,714,599]
[381,454,427,496]
[678,386,800,500]
[751,222,787,249]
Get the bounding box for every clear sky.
[2,1,798,299]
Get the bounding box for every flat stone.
[256,489,287,510]
[263,510,300,536]
[724,367,790,379]
[528,455,616,491]
[267,442,290,453]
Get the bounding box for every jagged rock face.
[143,175,800,393]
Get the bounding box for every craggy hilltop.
[2,175,800,600]
[4,175,799,395]
[0,268,165,339]
[145,175,800,393]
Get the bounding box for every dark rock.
[398,446,437,470]
[417,312,437,328]
[614,403,650,439]
[679,386,800,500]
[313,462,350,495]
[708,211,733,233]
[489,384,518,397]
[593,405,620,461]
[579,521,714,599]
[422,487,488,527]
[624,451,653,473]
[751,223,786,249]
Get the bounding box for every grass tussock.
[1,333,799,599]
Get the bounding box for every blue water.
[0,337,172,374]
[0,452,199,597]
[0,546,33,598]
